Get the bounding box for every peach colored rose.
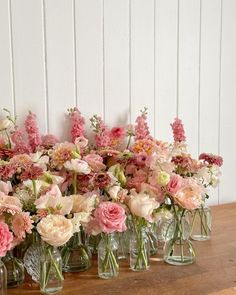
[37,214,73,247]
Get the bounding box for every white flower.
[157,171,170,186]
[70,212,91,233]
[0,118,13,131]
[30,151,49,171]
[37,215,73,247]
[64,159,91,174]
[23,180,42,195]
[128,189,159,221]
[71,193,97,213]
[107,185,121,200]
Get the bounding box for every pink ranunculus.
[93,202,127,234]
[0,195,22,215]
[12,212,33,239]
[83,154,106,172]
[166,174,183,195]
[75,136,88,149]
[0,222,13,257]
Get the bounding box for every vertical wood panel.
[104,0,129,127]
[130,0,155,135]
[199,0,222,205]
[219,0,236,204]
[155,0,178,141]
[11,0,46,132]
[45,0,76,139]
[178,0,200,158]
[0,0,14,116]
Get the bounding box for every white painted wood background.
[0,0,235,205]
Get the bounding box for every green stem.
[73,173,77,194]
[4,129,11,148]
[32,180,37,199]
[126,135,132,149]
[47,247,64,281]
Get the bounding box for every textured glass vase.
[3,251,24,288]
[130,227,150,271]
[62,231,91,272]
[98,233,119,279]
[188,205,212,241]
[23,230,42,282]
[40,244,63,295]
[164,208,196,266]
[0,258,7,295]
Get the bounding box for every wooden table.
[8,203,236,295]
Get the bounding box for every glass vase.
[117,231,130,260]
[146,223,158,256]
[62,230,91,272]
[0,258,7,295]
[98,233,119,279]
[86,234,101,255]
[23,230,42,282]
[164,207,196,266]
[2,251,24,288]
[130,227,150,271]
[188,204,212,241]
[40,244,63,295]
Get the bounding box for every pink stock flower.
[24,112,42,152]
[12,212,33,239]
[171,118,186,142]
[199,153,223,167]
[11,127,31,154]
[0,195,22,215]
[0,222,13,257]
[41,134,59,147]
[83,154,106,172]
[93,202,127,233]
[68,108,86,143]
[135,112,150,140]
[166,174,183,195]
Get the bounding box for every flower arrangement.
[0,107,223,292]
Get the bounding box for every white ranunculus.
[30,151,49,171]
[64,159,91,174]
[107,185,120,200]
[70,212,91,233]
[37,215,73,247]
[128,189,159,221]
[0,118,13,131]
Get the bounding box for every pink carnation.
[0,222,13,257]
[171,118,186,142]
[24,112,42,152]
[93,202,127,233]
[12,212,33,239]
[69,107,85,143]
[83,154,106,172]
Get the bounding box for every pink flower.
[110,127,125,139]
[75,136,88,149]
[0,222,13,257]
[0,181,12,195]
[24,111,42,152]
[141,183,165,204]
[92,172,111,189]
[20,165,43,181]
[90,115,111,148]
[12,212,33,239]
[41,134,59,147]
[199,153,223,167]
[166,174,183,195]
[11,127,31,154]
[68,107,85,143]
[135,113,150,140]
[171,118,186,142]
[0,195,22,215]
[93,202,127,233]
[127,170,147,192]
[83,154,106,172]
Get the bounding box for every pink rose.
[166,174,183,194]
[83,154,106,172]
[93,202,127,234]
[0,222,13,257]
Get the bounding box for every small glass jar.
[98,233,119,279]
[0,258,7,295]
[188,205,212,241]
[40,245,63,295]
[130,227,150,271]
[3,251,24,288]
[117,231,130,260]
[62,230,91,272]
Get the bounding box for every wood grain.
[8,203,236,295]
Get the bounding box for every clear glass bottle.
[146,223,158,256]
[130,227,150,271]
[40,245,63,295]
[188,204,212,241]
[62,230,91,272]
[2,251,24,288]
[98,233,119,279]
[117,231,130,260]
[0,258,7,295]
[86,234,101,255]
[164,209,196,266]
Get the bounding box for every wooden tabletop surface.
[8,202,236,295]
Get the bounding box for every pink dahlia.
[0,222,13,257]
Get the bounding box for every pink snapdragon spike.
[11,127,31,154]
[171,118,186,142]
[90,115,111,148]
[0,222,13,257]
[68,107,86,143]
[134,107,150,141]
[199,153,223,167]
[24,111,42,152]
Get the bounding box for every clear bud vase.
[3,251,24,288]
[0,258,7,295]
[188,204,212,241]
[40,244,64,295]
[117,231,130,260]
[98,233,119,279]
[146,223,158,256]
[62,230,91,272]
[130,227,150,271]
[164,208,196,266]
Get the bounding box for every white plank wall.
[0,0,235,205]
